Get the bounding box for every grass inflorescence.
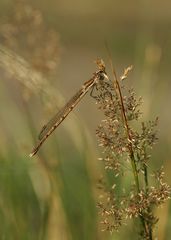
[95,63,170,239]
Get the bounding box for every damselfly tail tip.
[29,152,35,157]
[29,152,34,158]
[29,147,38,158]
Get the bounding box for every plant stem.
[109,61,152,239]
[143,150,153,239]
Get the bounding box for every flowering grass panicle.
[95,63,170,239]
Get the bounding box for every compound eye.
[99,73,104,80]
[103,72,109,80]
[99,71,108,80]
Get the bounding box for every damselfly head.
[102,71,109,80]
[95,70,108,81]
[99,70,109,80]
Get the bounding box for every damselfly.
[29,60,108,157]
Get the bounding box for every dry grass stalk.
[95,63,170,239]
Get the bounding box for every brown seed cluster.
[0,0,60,75]
[95,65,170,237]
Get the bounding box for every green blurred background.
[0,0,170,239]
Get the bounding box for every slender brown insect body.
[29,61,108,157]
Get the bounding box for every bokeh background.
[0,0,170,239]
